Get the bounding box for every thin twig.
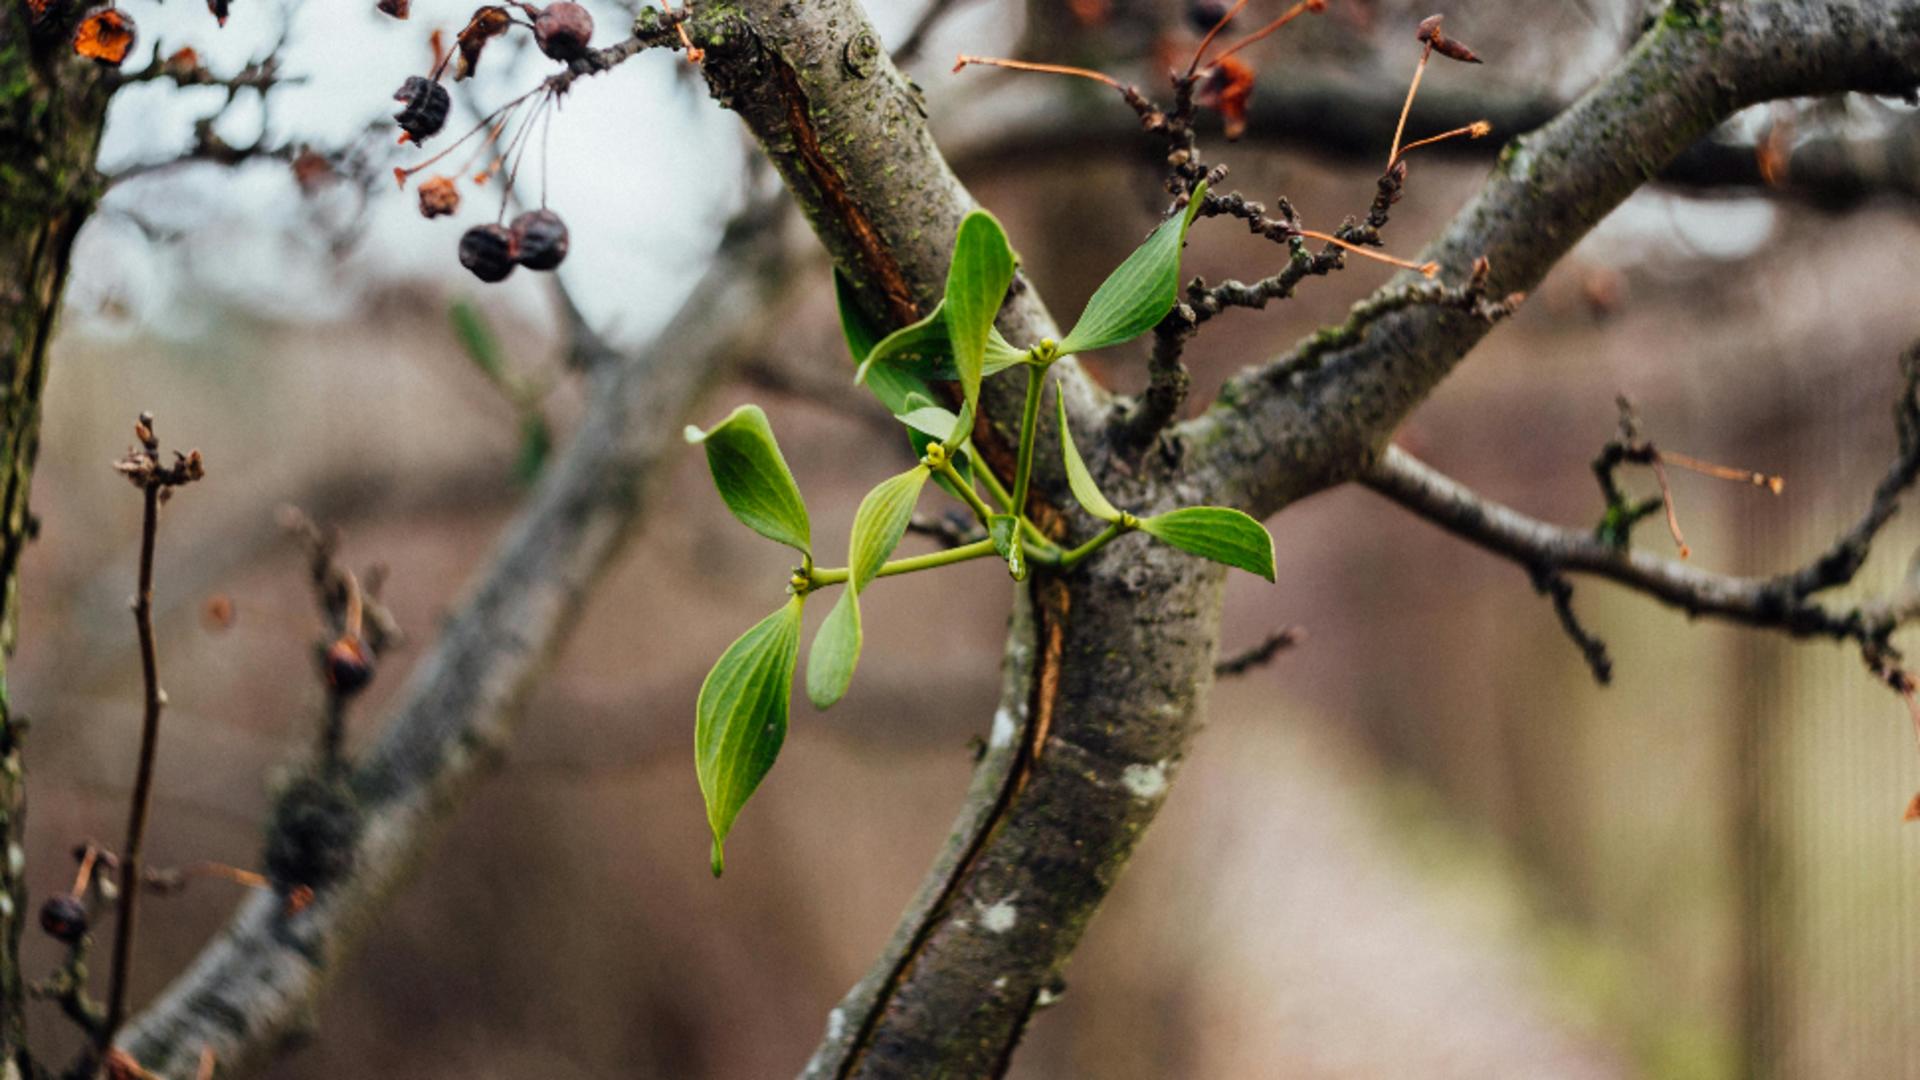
[1214,626,1306,676]
[1388,42,1433,167]
[101,413,202,1058]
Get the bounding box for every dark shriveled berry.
[510,209,569,270]
[458,224,518,283]
[533,1,594,61]
[1186,0,1232,32]
[323,635,375,695]
[392,75,450,145]
[39,893,88,944]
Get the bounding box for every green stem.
[976,460,1014,511]
[1057,520,1129,570]
[806,538,999,589]
[976,464,1055,550]
[1009,365,1047,515]
[935,457,996,525]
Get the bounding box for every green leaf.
[450,299,507,386]
[985,330,1029,373]
[1058,181,1209,355]
[685,404,811,556]
[894,405,976,504]
[944,211,1017,415]
[943,400,974,452]
[833,269,884,361]
[850,466,931,591]
[855,303,948,387]
[1056,389,1123,523]
[860,299,1036,397]
[897,405,963,442]
[514,411,552,486]
[1137,506,1276,581]
[696,596,805,876]
[988,514,1027,581]
[836,270,929,416]
[806,589,862,710]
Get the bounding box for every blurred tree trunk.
[0,10,113,1074]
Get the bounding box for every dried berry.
[1186,0,1232,32]
[39,893,88,944]
[1416,14,1481,63]
[533,1,594,62]
[510,209,569,270]
[454,5,513,79]
[392,75,451,145]
[323,635,375,694]
[1196,55,1255,141]
[418,175,460,219]
[459,224,518,282]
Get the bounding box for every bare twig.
[100,414,203,1061]
[893,0,978,66]
[1214,626,1306,676]
[1363,439,1920,678]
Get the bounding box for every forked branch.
[1362,340,1920,681]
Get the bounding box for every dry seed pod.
[1415,14,1481,63]
[417,175,460,218]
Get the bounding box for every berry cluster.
[458,209,569,282]
[388,2,594,283]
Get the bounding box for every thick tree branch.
[943,60,1920,209]
[1183,2,1920,519]
[114,203,797,1077]
[639,5,1243,1078]
[0,9,119,1070]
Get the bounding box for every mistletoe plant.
[685,182,1277,875]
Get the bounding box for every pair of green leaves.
[805,463,928,710]
[684,403,931,874]
[851,181,1209,423]
[684,405,812,875]
[854,212,1020,442]
[1056,389,1277,582]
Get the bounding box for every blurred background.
[16,0,1920,1076]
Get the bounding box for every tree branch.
[1362,443,1920,672]
[0,10,119,1069]
[942,58,1920,209]
[1183,2,1920,519]
[639,5,1252,1078]
[114,201,798,1077]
